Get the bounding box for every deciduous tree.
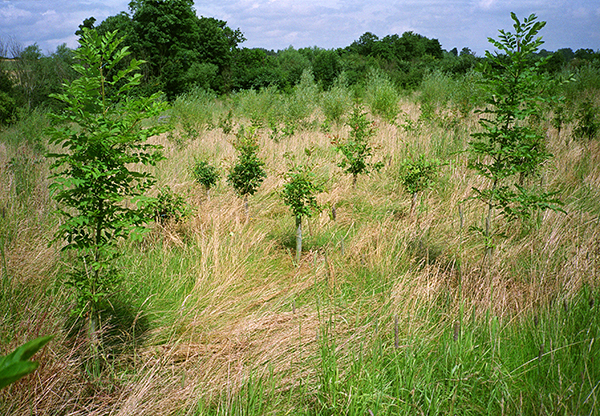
[467,13,563,256]
[48,28,168,375]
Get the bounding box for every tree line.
[1,0,599,126]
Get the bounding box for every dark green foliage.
[0,91,17,127]
[334,105,383,187]
[232,48,285,91]
[573,99,599,141]
[192,159,220,190]
[347,31,443,63]
[184,62,219,92]
[93,12,131,38]
[227,126,266,200]
[0,59,19,126]
[399,155,445,216]
[0,335,53,389]
[276,46,312,89]
[150,186,190,224]
[124,0,244,97]
[313,49,342,89]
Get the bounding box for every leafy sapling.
[551,99,572,144]
[192,158,220,199]
[467,13,563,256]
[47,28,168,375]
[333,104,383,188]
[150,186,190,224]
[573,99,599,142]
[227,126,266,215]
[218,109,234,135]
[399,155,445,217]
[281,160,324,264]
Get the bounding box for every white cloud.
[478,0,495,10]
[0,4,31,21]
[0,0,598,55]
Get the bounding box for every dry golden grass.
[1,97,599,414]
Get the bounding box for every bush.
[399,154,445,216]
[150,186,191,224]
[192,159,220,190]
[450,69,485,117]
[320,74,353,125]
[284,69,318,127]
[281,161,324,263]
[418,70,454,118]
[227,126,266,212]
[171,88,219,141]
[364,68,399,123]
[333,104,383,187]
[234,86,281,129]
[573,98,599,141]
[467,13,563,254]
[47,28,168,375]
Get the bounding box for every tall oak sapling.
[47,28,168,375]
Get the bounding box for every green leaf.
[0,335,54,389]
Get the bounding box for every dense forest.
[1,1,600,415]
[1,0,599,122]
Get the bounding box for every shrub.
[333,105,383,187]
[227,126,266,213]
[150,186,190,224]
[364,68,400,123]
[285,69,318,127]
[320,74,353,125]
[573,99,599,141]
[399,155,445,216]
[235,86,281,129]
[192,159,220,191]
[419,70,453,119]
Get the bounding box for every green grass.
[180,287,599,415]
[1,84,599,415]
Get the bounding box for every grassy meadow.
[1,71,599,415]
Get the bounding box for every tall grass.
[1,84,599,415]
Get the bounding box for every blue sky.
[1,0,599,56]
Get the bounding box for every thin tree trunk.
[485,179,497,261]
[295,216,302,265]
[89,300,100,378]
[410,192,418,217]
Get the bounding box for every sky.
[0,0,599,57]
